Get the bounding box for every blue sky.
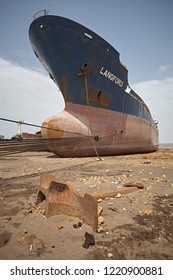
[0,0,173,143]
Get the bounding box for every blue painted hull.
[29,14,158,157]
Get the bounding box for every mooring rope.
[0,117,89,137]
[0,117,89,156]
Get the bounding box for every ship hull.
[29,14,158,157]
[41,102,158,157]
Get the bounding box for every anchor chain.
[84,69,102,160]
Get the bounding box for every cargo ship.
[29,10,158,157]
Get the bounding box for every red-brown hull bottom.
[41,103,158,157]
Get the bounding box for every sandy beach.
[0,149,173,260]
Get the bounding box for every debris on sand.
[36,173,98,231]
[20,231,46,256]
[82,232,95,249]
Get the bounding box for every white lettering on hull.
[100,67,124,87]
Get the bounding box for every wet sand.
[0,150,173,260]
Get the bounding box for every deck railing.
[33,9,49,19]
